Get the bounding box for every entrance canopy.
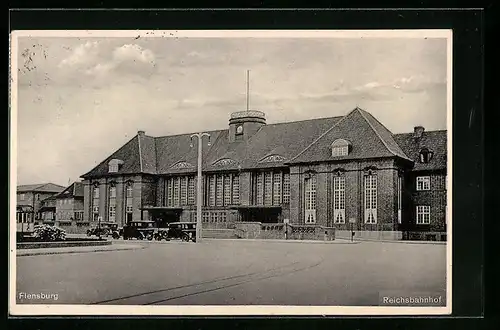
[230,205,282,223]
[229,205,282,210]
[140,206,183,212]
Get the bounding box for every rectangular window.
[108,186,116,222]
[181,177,188,205]
[264,172,273,205]
[208,175,215,206]
[416,205,431,224]
[216,175,224,206]
[173,177,180,206]
[332,146,348,157]
[364,175,377,224]
[232,174,240,205]
[304,176,317,224]
[273,172,282,205]
[416,176,430,191]
[20,193,25,201]
[167,178,173,207]
[283,173,290,204]
[202,212,209,223]
[397,176,403,224]
[188,176,195,205]
[333,176,346,224]
[93,186,100,199]
[224,175,231,206]
[126,184,133,214]
[221,212,227,222]
[256,173,263,205]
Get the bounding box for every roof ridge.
[288,108,356,163]
[265,115,344,127]
[357,109,412,161]
[153,129,226,140]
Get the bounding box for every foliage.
[33,224,67,241]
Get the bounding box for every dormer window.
[108,159,124,173]
[331,139,351,157]
[419,148,434,163]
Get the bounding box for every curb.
[16,244,146,257]
[342,237,447,245]
[202,238,359,245]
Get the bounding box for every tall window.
[20,193,25,201]
[92,185,99,222]
[364,174,377,224]
[397,175,403,224]
[108,185,116,222]
[416,205,431,224]
[208,175,215,206]
[166,178,173,207]
[216,175,224,206]
[126,183,133,223]
[256,174,263,205]
[188,176,195,205]
[181,177,188,205]
[333,175,346,224]
[232,174,240,205]
[173,177,180,206]
[224,175,231,206]
[283,173,290,204]
[264,172,273,205]
[273,172,282,205]
[304,175,317,224]
[416,176,430,191]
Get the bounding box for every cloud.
[58,41,100,67]
[112,44,155,64]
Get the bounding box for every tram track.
[93,257,324,305]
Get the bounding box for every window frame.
[416,205,431,225]
[416,176,431,191]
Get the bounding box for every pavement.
[14,238,447,306]
[16,243,145,257]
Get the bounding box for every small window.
[419,148,434,163]
[331,139,350,157]
[236,125,243,135]
[20,194,25,201]
[416,205,431,224]
[416,176,431,191]
[108,159,124,173]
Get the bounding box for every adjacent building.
[16,183,65,225]
[80,107,448,240]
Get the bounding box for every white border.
[9,29,453,316]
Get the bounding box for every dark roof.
[394,130,447,171]
[81,108,446,178]
[17,183,65,193]
[55,182,84,199]
[289,108,413,164]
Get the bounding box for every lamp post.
[190,132,211,243]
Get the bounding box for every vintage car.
[166,222,197,242]
[122,220,155,240]
[87,222,120,238]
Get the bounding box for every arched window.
[331,139,351,157]
[304,173,317,224]
[108,184,116,222]
[333,171,346,224]
[419,147,434,163]
[92,183,100,222]
[125,182,133,224]
[364,170,377,224]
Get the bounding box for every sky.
[13,32,449,187]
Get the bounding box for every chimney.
[414,126,424,138]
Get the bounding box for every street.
[16,239,447,306]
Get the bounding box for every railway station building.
[80,107,447,240]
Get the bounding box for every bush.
[33,224,67,241]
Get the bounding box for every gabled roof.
[81,135,143,178]
[394,130,447,171]
[289,107,412,164]
[55,182,84,199]
[17,183,65,193]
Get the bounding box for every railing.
[230,110,266,120]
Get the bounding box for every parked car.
[122,221,155,240]
[166,222,197,242]
[87,222,120,238]
[153,228,170,241]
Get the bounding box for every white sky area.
[14,34,448,186]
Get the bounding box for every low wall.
[40,221,92,234]
[17,239,111,249]
[336,230,403,241]
[287,225,335,241]
[234,222,336,241]
[403,231,447,242]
